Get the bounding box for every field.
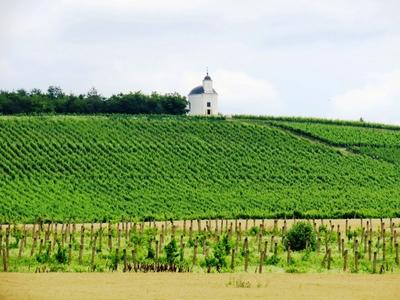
[257,117,400,165]
[1,115,400,299]
[1,218,400,275]
[1,115,400,222]
[2,273,400,300]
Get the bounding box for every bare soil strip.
[1,273,400,300]
[19,218,400,231]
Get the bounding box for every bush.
[54,243,68,264]
[284,221,316,251]
[164,239,179,265]
[265,255,280,265]
[206,235,232,272]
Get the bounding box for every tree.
[0,87,188,115]
[47,86,64,99]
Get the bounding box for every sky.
[1,0,400,124]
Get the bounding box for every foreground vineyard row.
[1,218,400,273]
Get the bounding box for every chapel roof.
[188,85,218,95]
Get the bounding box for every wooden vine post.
[354,251,359,273]
[155,240,159,263]
[244,237,249,272]
[343,249,348,271]
[1,243,7,272]
[30,236,37,257]
[368,240,372,261]
[327,248,331,270]
[114,248,119,271]
[132,249,137,272]
[79,226,85,264]
[382,240,386,262]
[18,233,25,258]
[91,233,97,270]
[123,249,128,272]
[108,230,112,251]
[5,231,10,260]
[98,223,103,251]
[258,250,265,274]
[192,238,198,268]
[287,246,291,265]
[68,243,72,265]
[230,249,235,271]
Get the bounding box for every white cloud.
[1,1,400,124]
[330,71,400,124]
[212,70,282,115]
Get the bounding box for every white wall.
[188,93,218,115]
[188,94,204,115]
[203,79,213,92]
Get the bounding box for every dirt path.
[1,273,399,300]
[17,218,400,232]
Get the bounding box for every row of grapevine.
[0,115,399,222]
[1,218,399,274]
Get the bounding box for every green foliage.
[164,239,179,265]
[146,242,155,260]
[318,225,328,233]
[0,88,188,115]
[284,222,316,251]
[347,229,357,241]
[234,115,400,131]
[0,115,399,222]
[109,249,122,269]
[9,229,22,249]
[54,244,68,264]
[265,254,280,265]
[36,242,52,264]
[270,121,400,147]
[354,146,400,165]
[219,235,233,256]
[205,235,233,272]
[262,119,400,165]
[248,226,260,236]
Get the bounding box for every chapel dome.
[189,85,218,95]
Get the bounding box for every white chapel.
[188,73,218,115]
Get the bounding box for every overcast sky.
[1,0,400,124]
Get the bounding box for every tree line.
[0,87,188,115]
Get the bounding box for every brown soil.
[1,273,399,300]
[20,218,400,232]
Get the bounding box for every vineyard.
[1,218,400,274]
[0,115,400,222]
[254,117,400,165]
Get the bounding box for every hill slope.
[0,115,399,222]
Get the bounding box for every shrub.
[265,255,280,265]
[284,221,316,251]
[164,239,179,265]
[54,243,68,264]
[248,226,260,236]
[206,235,232,272]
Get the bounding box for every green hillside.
[250,117,400,165]
[0,115,399,222]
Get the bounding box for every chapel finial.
[204,67,211,80]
